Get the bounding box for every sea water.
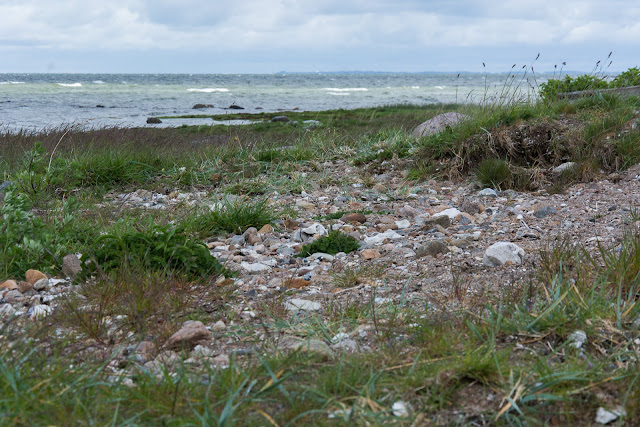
[0,72,553,132]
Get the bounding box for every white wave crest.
[323,87,367,92]
[434,85,445,89]
[411,86,420,89]
[57,83,82,87]
[92,80,105,84]
[328,92,350,96]
[187,88,229,93]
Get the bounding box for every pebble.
[478,188,498,197]
[534,206,557,219]
[25,269,47,284]
[415,241,449,258]
[165,321,212,350]
[284,299,322,312]
[361,248,382,260]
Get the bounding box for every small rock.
[241,262,271,273]
[211,320,227,332]
[341,212,367,223]
[227,104,244,110]
[296,200,315,210]
[438,208,461,219]
[595,406,626,425]
[394,219,411,229]
[392,401,411,417]
[29,304,52,320]
[362,248,382,260]
[284,298,322,312]
[25,269,47,284]
[3,290,24,304]
[568,330,587,349]
[483,242,525,267]
[0,304,16,320]
[229,234,246,246]
[553,162,577,174]
[271,115,290,122]
[412,112,469,138]
[0,280,18,291]
[258,224,274,234]
[461,199,484,214]
[279,337,334,359]
[62,254,82,278]
[17,281,33,293]
[364,229,403,245]
[301,223,327,236]
[415,241,449,258]
[534,206,557,219]
[284,278,311,289]
[135,341,156,363]
[192,104,214,109]
[478,188,498,197]
[146,117,162,124]
[424,215,450,229]
[32,278,49,291]
[165,321,212,350]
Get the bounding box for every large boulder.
[412,112,469,138]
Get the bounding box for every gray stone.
[32,278,49,291]
[279,337,334,359]
[284,298,322,312]
[595,406,626,424]
[192,104,214,109]
[415,240,449,258]
[478,188,498,197]
[62,254,82,278]
[534,206,557,219]
[483,242,525,267]
[3,290,24,304]
[424,215,451,229]
[271,115,290,122]
[412,112,469,138]
[229,235,246,246]
[241,262,271,273]
[146,117,162,124]
[0,304,16,320]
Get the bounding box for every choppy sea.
[0,72,555,132]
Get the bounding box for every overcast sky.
[1,0,639,74]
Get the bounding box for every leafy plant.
[0,190,92,277]
[80,218,224,280]
[298,230,360,257]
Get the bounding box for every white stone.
[392,401,411,417]
[301,223,327,236]
[394,219,411,229]
[483,242,525,267]
[595,406,625,424]
[364,229,403,245]
[29,305,52,320]
[331,332,350,343]
[240,262,271,273]
[284,299,322,312]
[438,208,461,219]
[308,252,335,261]
[568,330,587,349]
[478,188,498,197]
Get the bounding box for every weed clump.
[184,198,277,236]
[80,218,224,281]
[475,158,511,190]
[298,230,360,257]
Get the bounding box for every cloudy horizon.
[1,0,639,74]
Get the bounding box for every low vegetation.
[2,83,640,424]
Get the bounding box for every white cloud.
[0,0,638,72]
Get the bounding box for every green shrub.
[80,218,224,280]
[475,158,512,190]
[298,230,360,257]
[0,190,93,277]
[539,66,640,101]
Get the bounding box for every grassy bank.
[2,97,640,425]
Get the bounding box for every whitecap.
[328,92,350,96]
[434,85,445,89]
[411,86,420,89]
[57,83,82,87]
[323,87,367,92]
[187,88,229,93]
[92,80,105,84]
[0,81,25,85]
